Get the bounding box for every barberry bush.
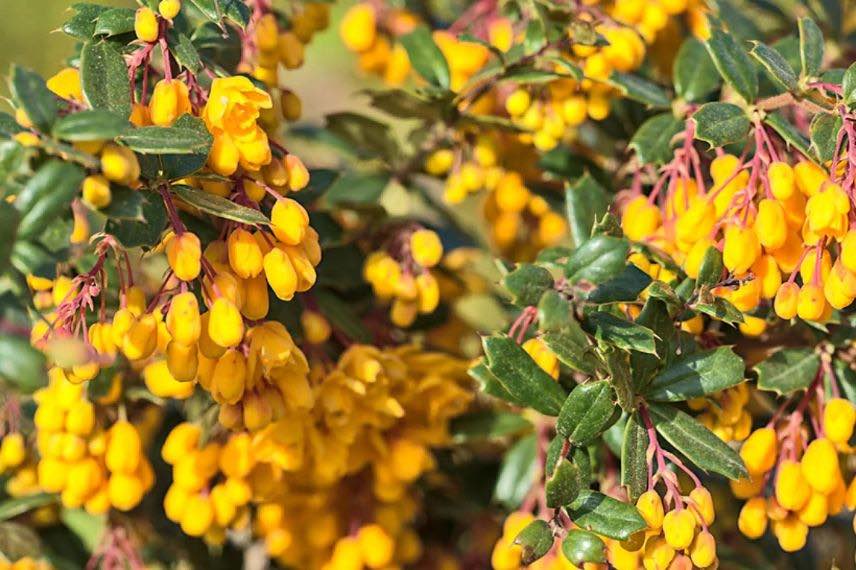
[0,0,855,568]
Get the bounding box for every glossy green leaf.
[503,264,554,307]
[764,112,813,159]
[588,311,657,355]
[105,191,167,248]
[631,299,675,389]
[324,172,390,206]
[799,18,824,78]
[844,62,856,107]
[693,102,751,148]
[673,38,721,102]
[621,413,649,502]
[561,530,607,565]
[450,410,531,442]
[514,520,553,565]
[810,113,842,163]
[604,347,634,412]
[63,3,112,39]
[754,347,820,395]
[0,494,53,522]
[168,30,204,74]
[693,296,744,324]
[172,185,267,225]
[750,41,798,91]
[557,380,618,444]
[118,116,213,154]
[546,458,583,508]
[696,246,724,289]
[470,360,526,407]
[565,174,609,248]
[10,65,58,132]
[186,0,251,28]
[705,28,758,103]
[399,26,451,89]
[607,72,670,108]
[495,435,537,508]
[538,289,573,332]
[80,40,132,119]
[566,490,646,540]
[541,324,599,375]
[586,265,652,304]
[93,8,135,36]
[52,110,128,141]
[0,203,20,273]
[0,335,48,393]
[646,346,744,401]
[565,236,629,284]
[629,113,684,166]
[14,160,85,239]
[483,335,568,416]
[648,403,747,479]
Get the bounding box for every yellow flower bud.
[801,438,840,494]
[740,427,777,475]
[166,341,199,383]
[270,198,309,245]
[109,472,144,511]
[101,144,141,185]
[122,313,158,361]
[410,229,443,268]
[356,524,395,569]
[212,349,247,405]
[149,79,191,127]
[776,460,811,511]
[82,175,112,209]
[662,508,696,549]
[774,282,799,319]
[227,228,264,279]
[723,225,761,274]
[772,515,808,552]
[301,310,331,344]
[284,154,310,191]
[166,291,201,345]
[642,536,674,570]
[622,196,662,241]
[180,495,214,537]
[166,232,202,281]
[636,490,664,530]
[263,247,298,301]
[278,32,305,69]
[689,487,715,526]
[64,401,95,436]
[208,297,244,348]
[106,420,142,474]
[738,496,768,539]
[280,90,302,122]
[824,398,855,444]
[0,433,26,469]
[241,274,270,320]
[340,3,377,52]
[158,0,181,19]
[689,530,716,567]
[135,7,160,43]
[754,199,787,250]
[797,283,826,321]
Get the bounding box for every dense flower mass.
[2,0,856,568]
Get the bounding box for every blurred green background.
[0,0,363,123]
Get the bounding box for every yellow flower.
[202,77,273,176]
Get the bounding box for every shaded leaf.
[607,72,670,108]
[799,17,824,78]
[10,66,58,132]
[14,160,85,239]
[566,490,646,540]
[750,41,798,91]
[621,413,649,502]
[0,336,48,393]
[754,348,820,395]
[588,311,657,355]
[693,102,751,148]
[450,410,531,442]
[80,41,132,118]
[565,174,609,248]
[118,115,213,154]
[557,380,618,444]
[172,185,267,225]
[645,346,744,401]
[52,110,128,141]
[399,27,451,89]
[503,264,554,307]
[565,236,628,284]
[705,28,758,103]
[546,458,583,508]
[810,113,842,163]
[514,520,553,565]
[586,264,652,304]
[674,38,721,102]
[495,435,537,508]
[629,113,684,165]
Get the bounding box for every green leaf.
[586,265,652,304]
[105,191,167,248]
[705,28,758,103]
[645,346,744,401]
[137,115,212,179]
[186,0,251,28]
[14,160,85,239]
[503,264,554,307]
[557,380,618,444]
[604,347,634,412]
[171,185,267,225]
[0,494,53,522]
[588,311,657,355]
[538,289,573,332]
[561,530,607,565]
[546,458,583,508]
[565,174,609,248]
[52,110,128,141]
[750,41,798,92]
[364,88,442,120]
[844,62,856,107]
[565,236,628,284]
[0,203,20,273]
[60,508,106,552]
[648,403,747,479]
[80,41,132,119]
[168,30,204,74]
[118,116,213,155]
[673,38,721,102]
[0,112,25,138]
[324,172,390,206]
[798,17,824,78]
[541,325,599,375]
[10,65,58,132]
[513,520,554,565]
[470,360,526,407]
[523,19,547,54]
[63,3,112,39]
[629,113,684,166]
[482,335,567,416]
[607,72,670,108]
[696,246,724,289]
[566,490,646,540]
[0,335,48,393]
[764,112,813,159]
[495,435,537,508]
[631,299,676,389]
[99,186,145,220]
[93,7,135,36]
[693,296,744,324]
[810,113,842,163]
[399,27,451,90]
[314,290,372,343]
[606,73,668,110]
[324,112,397,160]
[621,413,649,502]
[450,410,531,442]
[693,102,751,148]
[754,347,820,395]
